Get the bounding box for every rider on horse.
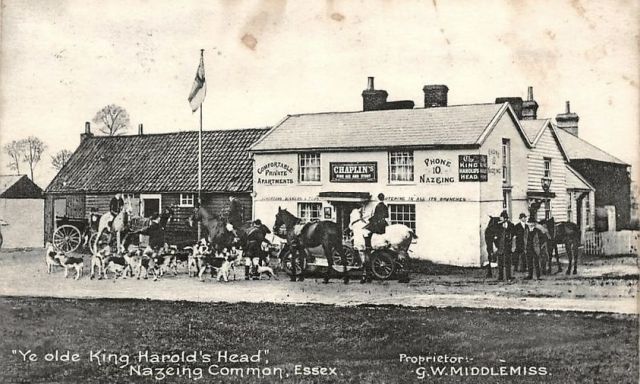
[363,193,389,249]
[226,195,243,239]
[108,193,125,229]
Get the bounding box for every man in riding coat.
[136,214,165,252]
[108,193,125,228]
[227,195,243,237]
[495,210,515,281]
[362,193,389,261]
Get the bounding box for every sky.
[1,0,638,188]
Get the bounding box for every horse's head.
[273,207,298,236]
[487,215,500,228]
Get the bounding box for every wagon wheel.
[53,225,82,253]
[281,248,308,276]
[332,246,357,267]
[370,250,397,280]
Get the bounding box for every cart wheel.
[281,249,307,276]
[370,250,396,280]
[332,246,356,266]
[90,229,111,254]
[53,225,82,253]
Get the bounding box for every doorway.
[140,194,161,218]
[332,202,360,240]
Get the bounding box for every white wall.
[0,198,45,248]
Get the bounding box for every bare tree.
[3,140,24,173]
[92,104,130,135]
[51,149,74,171]
[19,136,47,181]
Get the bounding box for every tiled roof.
[555,128,628,165]
[45,128,270,194]
[520,119,549,145]
[0,175,43,198]
[251,103,513,152]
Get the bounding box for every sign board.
[329,162,377,183]
[256,161,295,185]
[458,155,488,182]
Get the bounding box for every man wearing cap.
[495,210,515,281]
[525,216,543,280]
[107,192,125,229]
[513,213,528,273]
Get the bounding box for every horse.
[94,198,133,254]
[539,218,581,275]
[273,207,349,284]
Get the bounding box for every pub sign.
[458,155,488,182]
[330,162,377,183]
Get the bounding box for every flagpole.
[197,49,204,241]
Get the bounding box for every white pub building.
[250,79,589,266]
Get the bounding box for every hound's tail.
[410,230,418,239]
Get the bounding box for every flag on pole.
[188,52,206,112]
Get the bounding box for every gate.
[583,230,639,256]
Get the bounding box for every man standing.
[525,216,543,280]
[496,210,514,281]
[136,214,164,253]
[513,213,528,272]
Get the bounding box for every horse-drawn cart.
[278,237,405,281]
[52,213,101,253]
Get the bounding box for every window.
[180,193,195,207]
[502,189,512,219]
[502,139,511,185]
[298,202,322,223]
[543,158,552,178]
[567,193,573,222]
[389,204,416,231]
[585,194,591,227]
[389,151,414,182]
[544,200,551,220]
[299,153,321,182]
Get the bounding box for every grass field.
[0,297,637,383]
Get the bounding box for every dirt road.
[1,249,637,314]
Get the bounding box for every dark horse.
[188,206,269,256]
[539,218,581,275]
[273,207,349,284]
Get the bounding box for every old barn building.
[44,124,269,245]
[0,175,44,248]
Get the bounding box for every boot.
[244,266,250,280]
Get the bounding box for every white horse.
[93,198,132,254]
[349,210,417,258]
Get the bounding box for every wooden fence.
[583,230,639,256]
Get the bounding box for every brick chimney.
[521,86,539,120]
[138,123,144,135]
[362,77,388,111]
[556,101,579,136]
[423,84,448,107]
[80,121,94,142]
[495,97,523,119]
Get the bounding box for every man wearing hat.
[364,193,389,241]
[525,215,543,280]
[495,210,515,281]
[513,213,528,272]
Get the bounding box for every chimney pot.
[138,123,144,135]
[527,86,534,101]
[423,84,449,108]
[85,121,91,134]
[566,101,570,113]
[521,86,538,120]
[367,77,374,91]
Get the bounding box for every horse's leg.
[572,240,578,275]
[289,247,297,282]
[296,247,305,282]
[334,241,349,284]
[322,243,333,284]
[485,247,493,278]
[565,241,572,275]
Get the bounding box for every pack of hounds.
[44,240,278,282]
